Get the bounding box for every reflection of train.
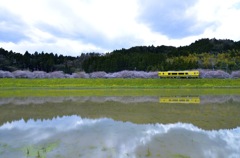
[159,97,200,104]
[158,70,199,78]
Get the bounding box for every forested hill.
[1,38,240,73]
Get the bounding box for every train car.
[158,70,199,78]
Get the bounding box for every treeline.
[1,38,240,73]
[0,49,98,73]
[82,38,240,72]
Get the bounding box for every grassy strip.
[1,78,240,97]
[1,78,240,89]
[1,88,240,97]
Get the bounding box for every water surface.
[0,94,240,157]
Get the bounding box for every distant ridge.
[1,38,240,73]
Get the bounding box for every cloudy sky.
[1,0,240,56]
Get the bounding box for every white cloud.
[0,0,240,56]
[190,0,240,39]
[1,38,107,56]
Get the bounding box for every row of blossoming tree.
[1,69,240,79]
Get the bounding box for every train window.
[168,73,170,75]
[185,73,188,75]
[179,73,184,75]
[172,73,177,75]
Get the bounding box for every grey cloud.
[138,0,216,39]
[36,21,138,52]
[32,0,114,51]
[33,0,138,52]
[0,8,29,42]
[0,30,27,43]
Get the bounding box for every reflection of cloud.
[0,116,239,157]
[135,126,240,158]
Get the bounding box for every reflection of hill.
[0,96,159,105]
[1,96,240,106]
[200,96,240,104]
[0,96,240,130]
[159,96,240,104]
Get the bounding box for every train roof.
[158,70,199,72]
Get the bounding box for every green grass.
[1,88,240,97]
[22,143,58,158]
[1,78,240,97]
[1,78,240,89]
[21,141,59,158]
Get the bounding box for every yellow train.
[159,97,200,104]
[158,70,199,78]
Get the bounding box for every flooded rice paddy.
[0,91,240,157]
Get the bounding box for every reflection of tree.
[1,98,240,130]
